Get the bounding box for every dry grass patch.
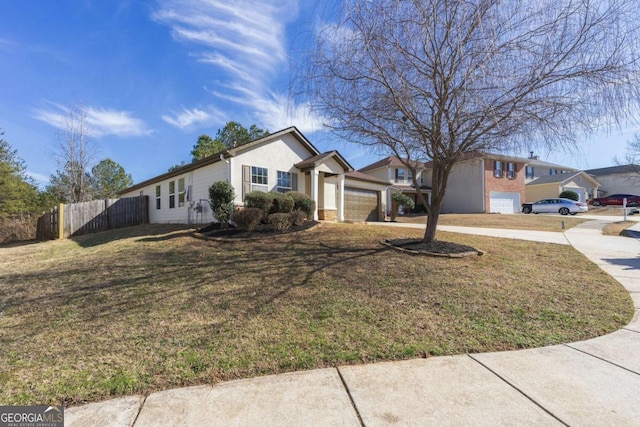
[0,223,632,406]
[396,213,586,231]
[602,221,637,236]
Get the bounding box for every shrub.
[231,208,262,232]
[288,192,315,218]
[244,191,273,221]
[559,190,579,201]
[208,181,235,228]
[270,192,295,214]
[268,212,292,232]
[390,192,416,220]
[290,209,307,226]
[0,216,35,243]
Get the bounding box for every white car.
[522,198,588,215]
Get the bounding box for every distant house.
[119,127,389,224]
[359,156,431,213]
[525,171,600,203]
[360,152,587,214]
[584,164,640,196]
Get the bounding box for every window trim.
[169,180,176,209]
[178,177,186,207]
[276,170,292,193]
[395,168,405,182]
[525,165,534,179]
[494,160,503,178]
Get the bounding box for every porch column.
[311,169,319,220]
[337,174,345,221]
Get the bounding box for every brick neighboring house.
[360,152,582,214]
[419,152,529,214]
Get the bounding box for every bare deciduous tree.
[303,0,640,242]
[49,103,97,203]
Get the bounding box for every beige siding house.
[120,127,388,224]
[525,172,600,203]
[584,165,640,197]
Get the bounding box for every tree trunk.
[424,208,439,243]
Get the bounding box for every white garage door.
[489,191,520,214]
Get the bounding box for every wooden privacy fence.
[36,196,149,240]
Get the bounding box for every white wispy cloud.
[33,102,152,137]
[27,171,51,187]
[153,0,325,133]
[162,107,227,129]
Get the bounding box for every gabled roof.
[359,156,427,172]
[584,164,639,176]
[423,151,576,170]
[295,150,353,172]
[345,171,390,185]
[527,171,600,187]
[119,126,319,194]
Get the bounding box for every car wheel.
[523,206,532,214]
[559,207,570,215]
[592,200,601,206]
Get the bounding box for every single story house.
[119,127,389,224]
[525,171,600,203]
[584,164,640,197]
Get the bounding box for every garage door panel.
[489,191,520,214]
[344,188,379,222]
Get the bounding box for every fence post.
[57,203,65,239]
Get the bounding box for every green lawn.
[0,223,633,406]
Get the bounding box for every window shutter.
[291,173,298,191]
[242,165,251,199]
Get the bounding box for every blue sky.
[0,1,636,189]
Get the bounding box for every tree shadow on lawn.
[0,229,392,344]
[71,224,192,248]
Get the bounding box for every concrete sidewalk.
[66,220,640,426]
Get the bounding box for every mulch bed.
[382,238,484,258]
[196,220,320,240]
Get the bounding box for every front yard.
[396,213,587,231]
[0,223,633,406]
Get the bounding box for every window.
[408,169,414,183]
[277,171,292,193]
[155,185,161,210]
[251,166,268,191]
[494,161,503,178]
[178,178,185,207]
[169,180,175,209]
[525,166,534,179]
[550,168,558,175]
[252,166,268,185]
[507,162,516,179]
[395,168,405,182]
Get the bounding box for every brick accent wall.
[318,209,337,221]
[483,160,526,211]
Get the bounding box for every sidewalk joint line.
[467,354,569,426]
[622,327,640,335]
[130,395,147,426]
[336,367,365,427]
[564,344,640,377]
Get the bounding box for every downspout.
[220,153,230,183]
[481,158,486,212]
